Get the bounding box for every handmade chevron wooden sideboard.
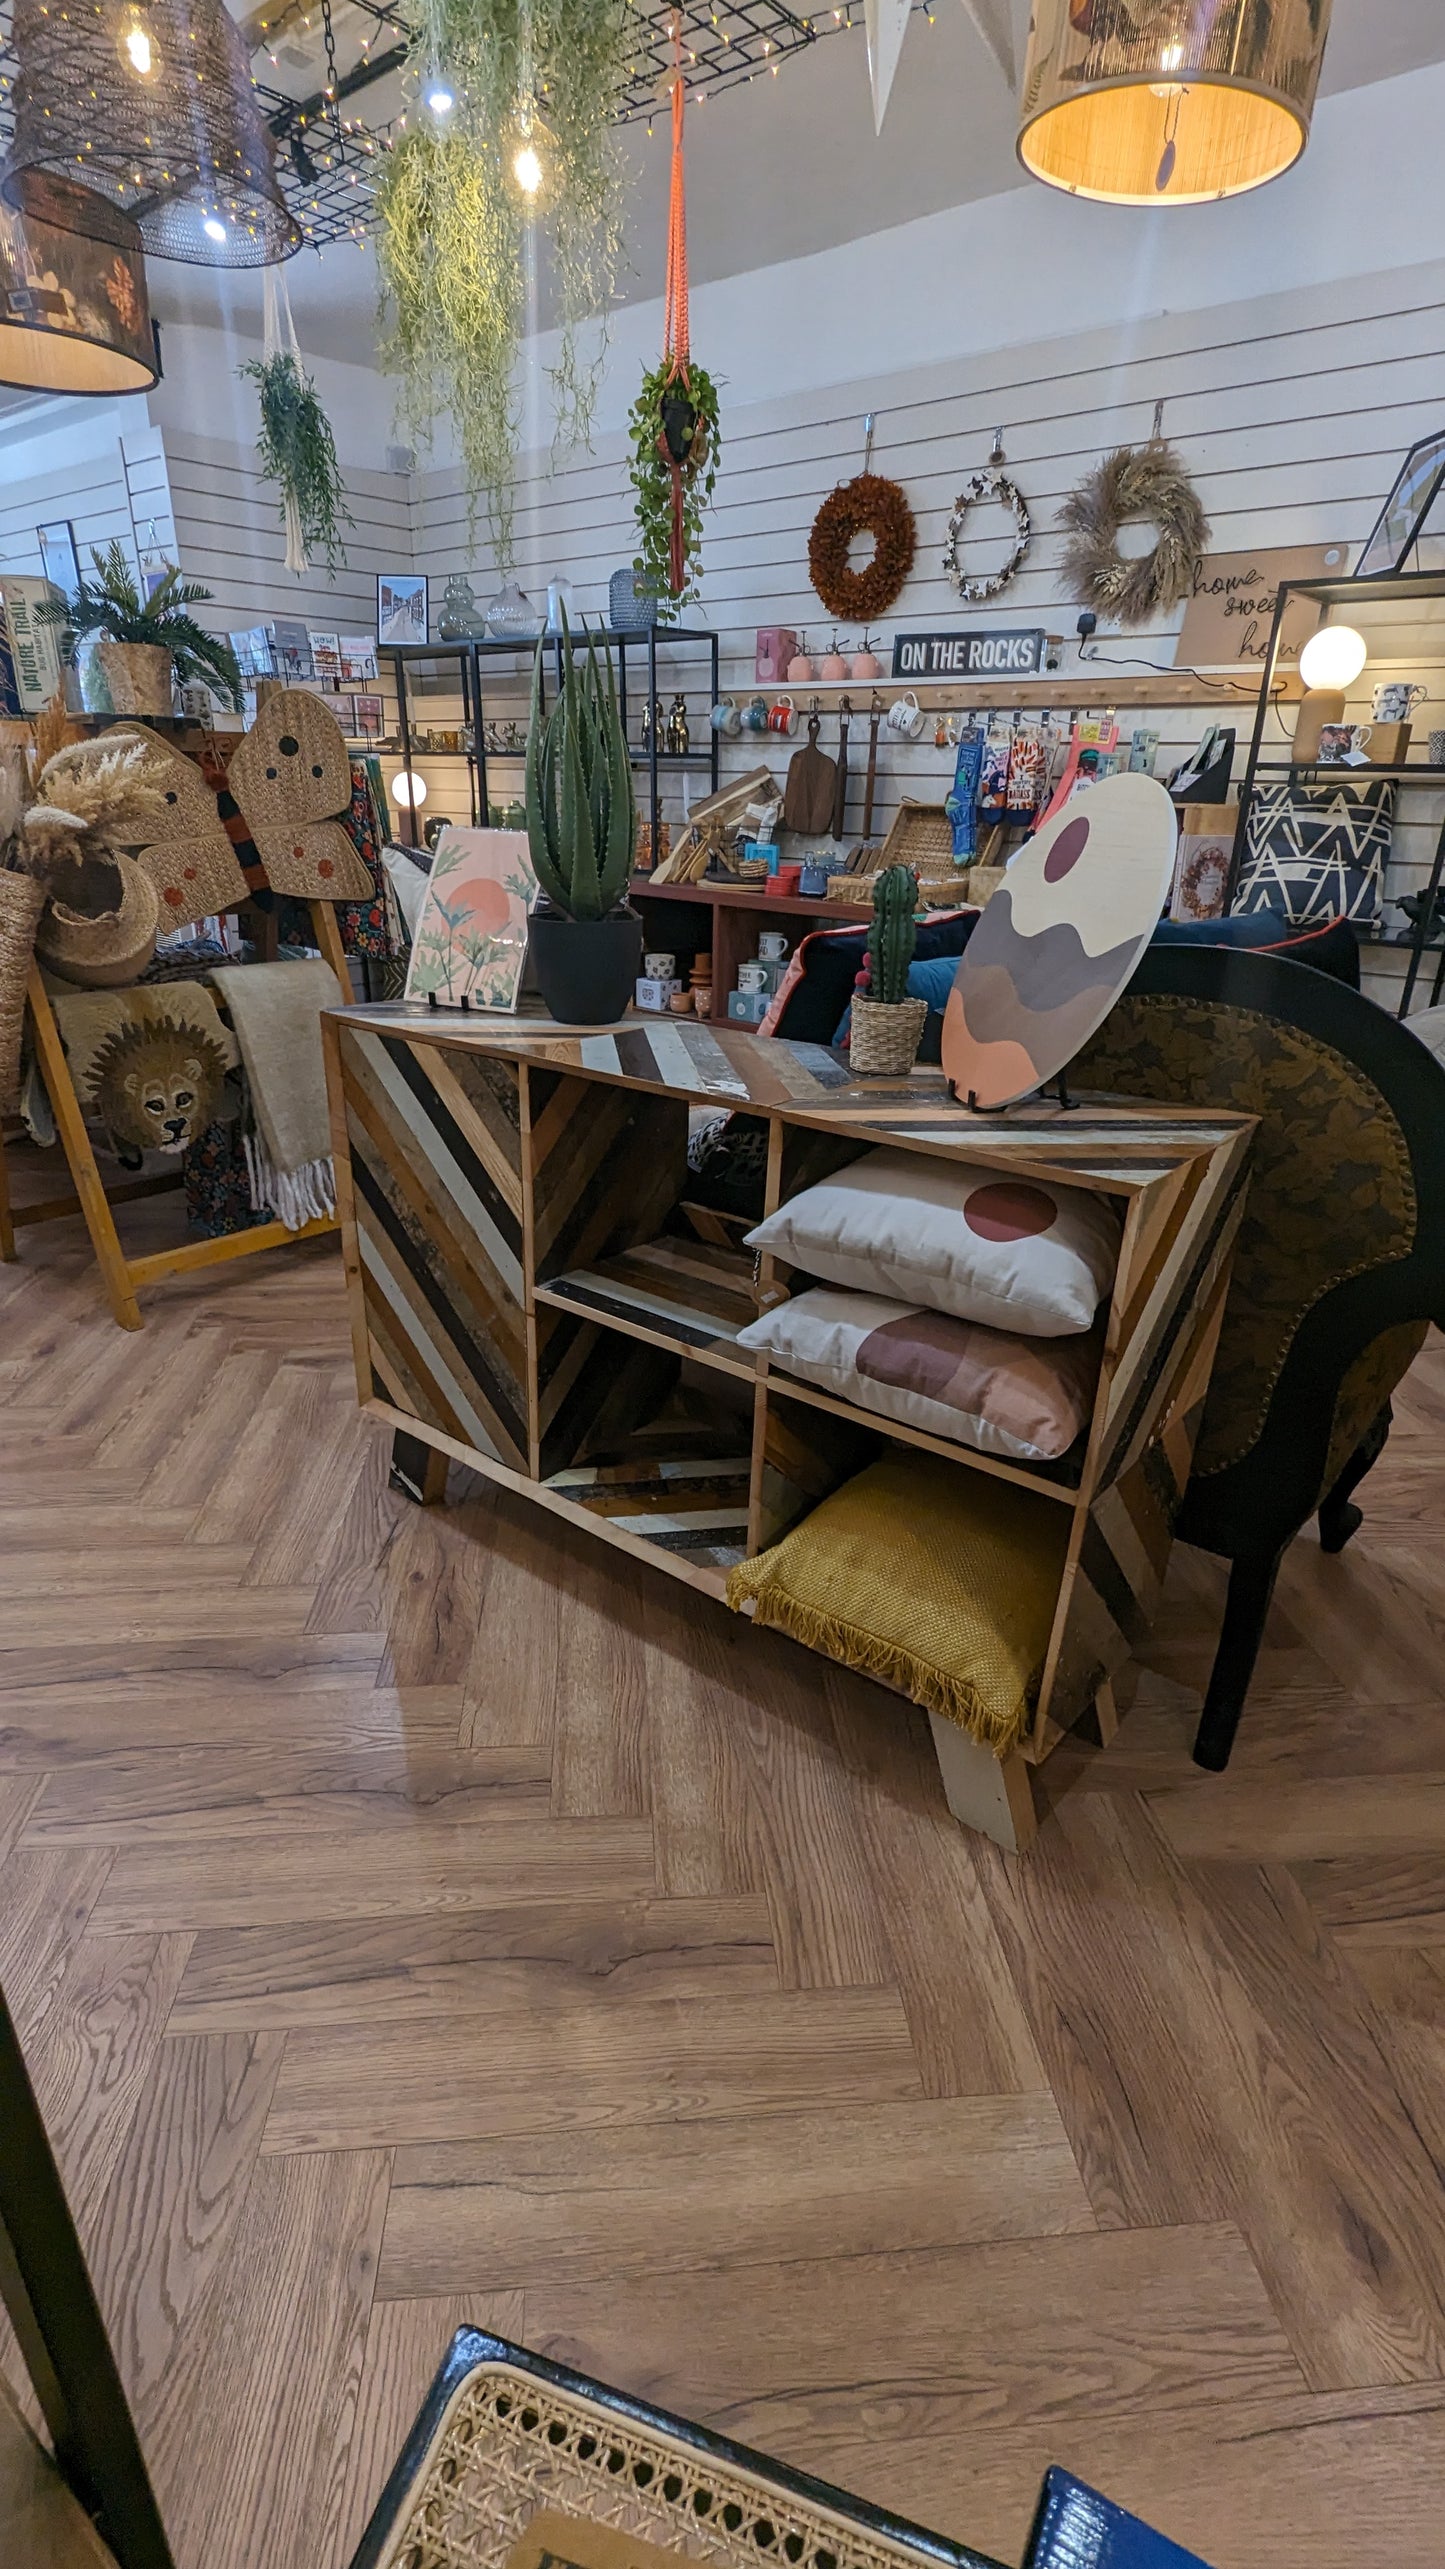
[322,1003,1253,1850]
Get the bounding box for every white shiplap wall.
[162,429,414,640]
[414,253,1445,1012]
[0,413,175,584]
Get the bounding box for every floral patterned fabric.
[1076,994,1416,1478]
[184,1110,264,1238]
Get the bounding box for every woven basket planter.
[35,854,159,989]
[0,869,46,1107]
[97,640,175,718]
[850,992,927,1075]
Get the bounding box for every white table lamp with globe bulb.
[1292,624,1368,764]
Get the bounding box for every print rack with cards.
[324,1000,1254,1852]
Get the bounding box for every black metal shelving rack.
[1229,567,1445,1016]
[382,627,721,854]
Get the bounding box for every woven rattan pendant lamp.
[2,0,299,264]
[1017,0,1334,206]
[0,170,158,392]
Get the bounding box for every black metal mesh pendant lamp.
[0,169,158,391]
[1018,0,1334,206]
[2,0,300,264]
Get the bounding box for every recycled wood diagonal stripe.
[339,1027,529,1471]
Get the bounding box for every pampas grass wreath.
[1058,441,1210,628]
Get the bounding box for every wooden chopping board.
[783,715,837,835]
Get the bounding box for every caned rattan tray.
[351,2335,1005,2569]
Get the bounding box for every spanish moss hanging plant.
[376,0,633,565]
[238,350,352,574]
[627,358,720,612]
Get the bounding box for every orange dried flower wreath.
[808,472,916,622]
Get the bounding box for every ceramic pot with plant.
[524,617,641,1025]
[851,864,926,1074]
[38,542,242,720]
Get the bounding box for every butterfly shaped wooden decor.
[74,725,251,932]
[227,688,373,902]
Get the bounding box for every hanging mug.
[887,691,926,740]
[710,697,741,736]
[768,696,796,735]
[1373,681,1429,723]
[743,695,770,733]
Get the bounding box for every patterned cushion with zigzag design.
[1236,777,1394,926]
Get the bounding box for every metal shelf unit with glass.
[380,627,721,854]
[1228,567,1445,1015]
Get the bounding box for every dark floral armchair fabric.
[1076,993,1419,1484]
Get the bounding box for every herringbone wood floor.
[1,1188,1443,2569]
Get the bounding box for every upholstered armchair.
[1076,945,1445,1769]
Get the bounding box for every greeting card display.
[404,827,536,1010]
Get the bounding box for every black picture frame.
[1353,432,1445,579]
[36,518,80,600]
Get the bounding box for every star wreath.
[942,469,1032,604]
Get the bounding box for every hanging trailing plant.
[239,350,352,574]
[628,357,720,613]
[626,50,720,609]
[375,0,633,564]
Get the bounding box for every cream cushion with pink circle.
[744,1147,1120,1337]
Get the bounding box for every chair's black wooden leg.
[1192,1550,1282,1773]
[1318,1399,1393,1555]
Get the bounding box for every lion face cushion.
[84,1015,231,1156]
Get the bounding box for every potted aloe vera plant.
[851,864,926,1073]
[524,618,641,1024]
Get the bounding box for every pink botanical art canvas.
[404,827,536,1010]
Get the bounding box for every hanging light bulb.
[202,212,227,242]
[120,11,156,78]
[513,138,543,194]
[426,77,454,116]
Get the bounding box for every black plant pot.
[529,905,642,1026]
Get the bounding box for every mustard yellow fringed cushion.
[725,1453,1070,1753]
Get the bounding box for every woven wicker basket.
[0,869,46,1107]
[828,873,876,903]
[34,854,159,989]
[879,799,953,871]
[97,640,174,718]
[849,992,928,1075]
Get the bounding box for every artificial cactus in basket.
[851,864,927,1073]
[524,613,642,1023]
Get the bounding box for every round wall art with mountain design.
[941,771,1177,1109]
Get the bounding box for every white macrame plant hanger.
[263,264,310,578]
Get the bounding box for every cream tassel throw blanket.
[211,958,342,1230]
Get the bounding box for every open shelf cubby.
[325,1003,1254,1846]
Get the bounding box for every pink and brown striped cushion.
[736,1287,1099,1463]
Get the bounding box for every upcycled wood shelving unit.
[0,895,347,1332]
[325,1002,1253,1850]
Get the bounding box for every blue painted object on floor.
[1024,2469,1215,2569]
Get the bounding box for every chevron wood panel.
[1034,1136,1254,1744]
[337,1026,530,1471]
[0,1156,1443,2569]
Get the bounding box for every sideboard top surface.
[328,1003,1252,1199]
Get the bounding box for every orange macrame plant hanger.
[658,38,702,598]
